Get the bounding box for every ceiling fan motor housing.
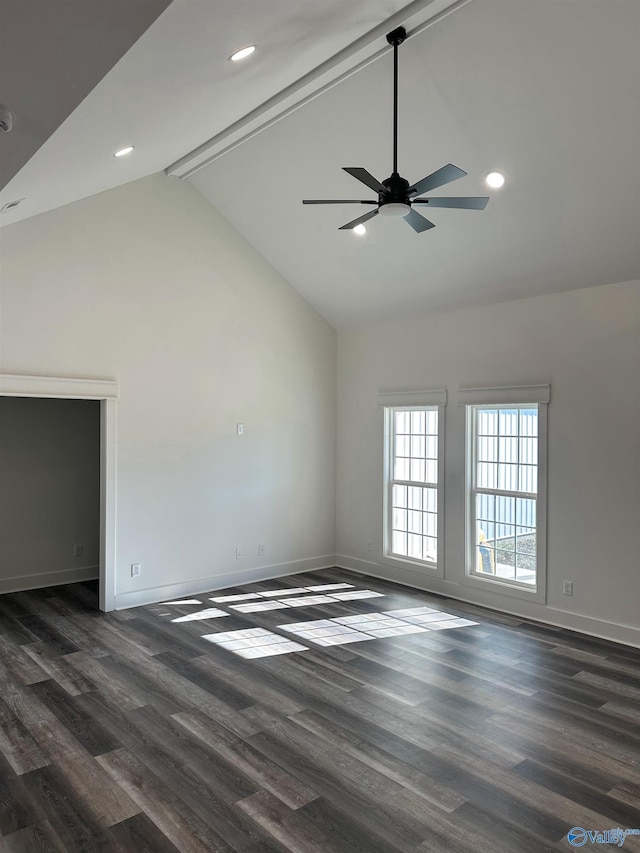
[379,172,412,216]
[380,172,411,203]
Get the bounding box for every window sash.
[385,405,442,570]
[468,404,540,590]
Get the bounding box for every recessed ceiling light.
[353,224,367,236]
[114,146,134,157]
[230,45,256,62]
[486,171,506,188]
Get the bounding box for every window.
[380,390,446,576]
[462,386,549,601]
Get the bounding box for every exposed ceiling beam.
[166,0,472,180]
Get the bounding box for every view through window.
[470,405,539,586]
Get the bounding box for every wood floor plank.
[98,813,182,853]
[483,710,640,787]
[237,790,399,853]
[488,702,640,767]
[247,719,444,850]
[16,597,106,656]
[515,758,640,829]
[609,781,640,809]
[2,819,68,853]
[191,654,308,718]
[425,742,640,846]
[127,703,259,803]
[20,644,96,696]
[64,651,147,713]
[0,571,638,853]
[0,636,50,687]
[15,616,79,656]
[2,685,140,829]
[449,800,561,853]
[348,683,525,769]
[172,710,320,810]
[154,649,256,711]
[289,708,465,813]
[76,698,271,850]
[18,763,108,851]
[28,680,121,757]
[87,614,169,658]
[96,748,235,853]
[0,698,50,776]
[0,752,38,835]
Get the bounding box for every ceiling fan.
[302,26,489,233]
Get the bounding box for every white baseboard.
[113,555,337,610]
[0,566,99,594]
[336,554,640,650]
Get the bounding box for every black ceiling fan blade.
[409,164,467,197]
[404,208,435,233]
[339,208,380,230]
[412,196,489,210]
[343,167,386,193]
[303,200,378,205]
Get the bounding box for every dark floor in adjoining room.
[0,568,639,852]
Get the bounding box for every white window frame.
[379,389,446,578]
[460,385,549,604]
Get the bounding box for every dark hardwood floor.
[1,568,639,852]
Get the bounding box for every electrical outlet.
[563,580,573,596]
[131,563,141,578]
[235,548,244,559]
[73,544,83,557]
[257,544,265,557]
[366,540,373,552]
[236,423,244,435]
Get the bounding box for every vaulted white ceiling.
[0,0,171,188]
[2,0,639,329]
[0,0,412,223]
[189,0,640,328]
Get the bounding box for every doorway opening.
[0,374,118,611]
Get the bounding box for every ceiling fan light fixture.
[379,202,411,218]
[353,224,367,235]
[230,45,256,62]
[486,171,506,188]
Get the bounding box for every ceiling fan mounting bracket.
[386,26,407,47]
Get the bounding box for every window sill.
[381,553,443,579]
[462,571,546,604]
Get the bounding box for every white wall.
[0,173,337,607]
[337,280,640,646]
[2,169,638,644]
[0,397,100,592]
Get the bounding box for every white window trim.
[460,384,549,604]
[379,389,447,408]
[458,384,550,406]
[379,389,447,578]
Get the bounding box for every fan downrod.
[301,21,490,233]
